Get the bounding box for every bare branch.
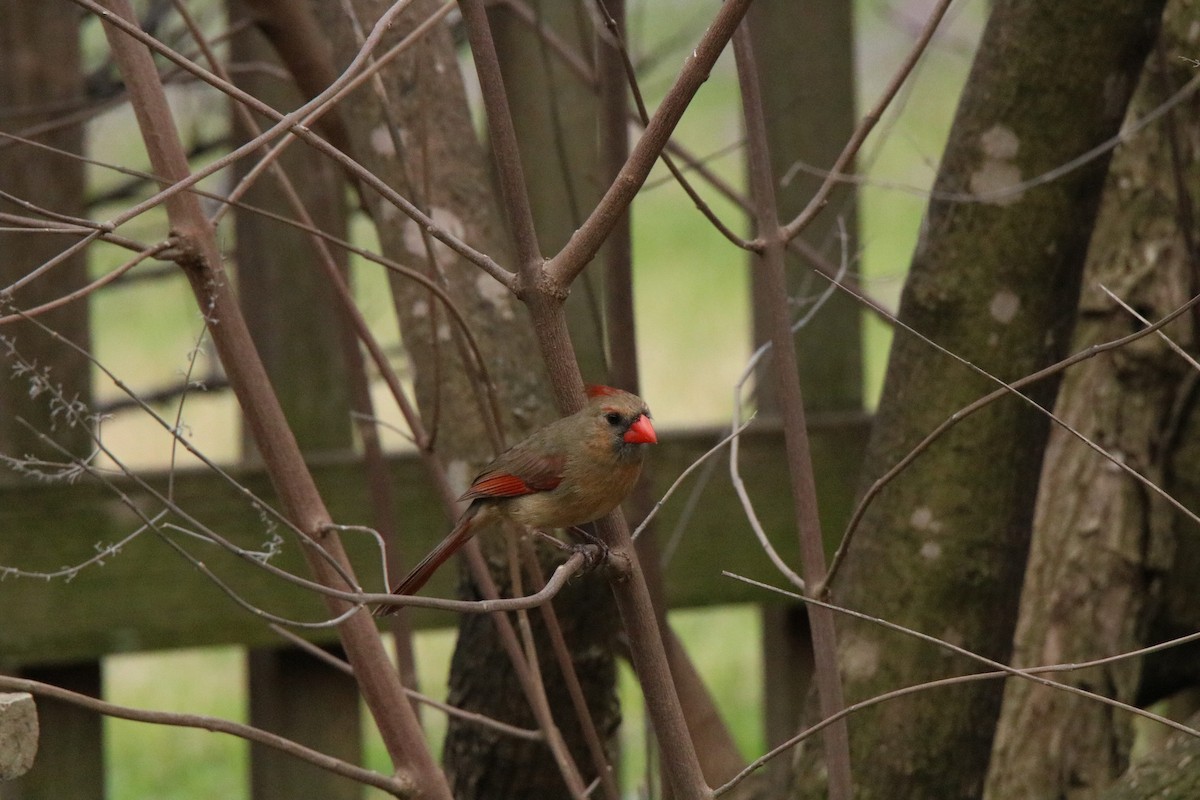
[544,0,755,289]
[68,0,511,288]
[733,21,851,798]
[717,573,1200,796]
[90,0,447,788]
[0,675,412,796]
[458,0,543,277]
[824,289,1200,594]
[780,0,954,242]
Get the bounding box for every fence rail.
[1,417,868,665]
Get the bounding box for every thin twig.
[822,288,1200,594]
[93,1,446,786]
[0,675,410,795]
[370,549,588,611]
[589,0,751,252]
[715,572,1200,795]
[544,0,755,289]
[727,247,851,591]
[522,543,622,800]
[631,418,756,542]
[0,240,171,325]
[780,0,954,242]
[458,0,543,276]
[778,69,1200,210]
[1102,286,1200,373]
[69,0,512,288]
[463,540,590,797]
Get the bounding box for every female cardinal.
[375,385,656,611]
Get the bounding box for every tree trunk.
[793,1,1166,797]
[1097,712,1200,799]
[289,2,618,794]
[984,1,1198,796]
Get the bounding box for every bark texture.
[1097,711,1200,800]
[298,2,619,794]
[229,12,363,800]
[985,1,1199,797]
[792,1,1166,798]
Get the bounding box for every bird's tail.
[373,506,479,616]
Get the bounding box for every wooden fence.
[0,412,869,799]
[0,2,867,797]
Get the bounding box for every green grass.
[105,609,761,800]
[106,648,248,799]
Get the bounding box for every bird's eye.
[605,411,622,426]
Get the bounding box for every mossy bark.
[985,1,1200,797]
[792,1,1166,797]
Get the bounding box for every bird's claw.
[532,528,612,575]
[565,524,612,573]
[570,541,608,573]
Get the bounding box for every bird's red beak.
[624,414,657,444]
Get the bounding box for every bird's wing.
[461,451,565,502]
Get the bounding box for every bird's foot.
[533,527,611,574]
[566,525,611,573]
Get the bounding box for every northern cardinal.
[375,385,656,611]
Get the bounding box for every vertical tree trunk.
[793,1,1166,797]
[1097,709,1200,799]
[986,1,1199,796]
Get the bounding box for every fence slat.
[228,9,363,798]
[2,666,102,800]
[745,0,863,780]
[0,3,100,797]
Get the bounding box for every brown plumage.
[375,386,656,611]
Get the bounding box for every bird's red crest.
[585,384,623,399]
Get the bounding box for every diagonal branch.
[91,1,449,794]
[780,0,954,243]
[543,0,754,289]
